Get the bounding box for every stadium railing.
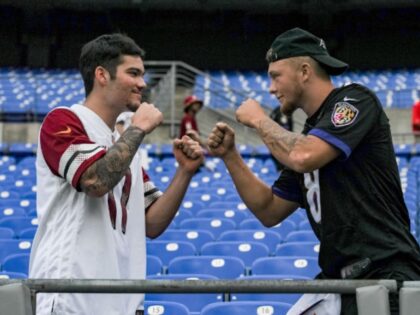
[0,278,401,314]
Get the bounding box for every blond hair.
[288,56,330,80]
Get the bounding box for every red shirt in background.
[179,113,199,138]
[412,101,420,133]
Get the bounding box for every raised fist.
[132,102,163,133]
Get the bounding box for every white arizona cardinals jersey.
[30,104,162,315]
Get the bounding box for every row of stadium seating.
[0,68,418,121]
[193,69,420,109]
[0,238,319,273]
[0,142,418,158]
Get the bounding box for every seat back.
[219,230,282,255]
[2,253,30,274]
[0,239,32,262]
[147,255,163,276]
[156,229,215,249]
[179,218,236,239]
[0,217,38,235]
[146,274,222,313]
[275,242,320,257]
[231,275,309,305]
[201,301,292,315]
[252,256,320,278]
[201,241,269,267]
[147,240,196,266]
[197,209,247,225]
[144,301,190,315]
[168,256,245,279]
[284,230,318,243]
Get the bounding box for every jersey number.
[304,170,321,223]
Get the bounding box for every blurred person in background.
[207,27,420,315]
[180,95,216,171]
[411,100,420,143]
[180,95,207,148]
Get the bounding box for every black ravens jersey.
[273,83,420,278]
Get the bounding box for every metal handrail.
[0,279,398,294]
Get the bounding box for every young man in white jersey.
[29,33,204,315]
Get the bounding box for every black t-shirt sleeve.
[308,87,380,158]
[272,168,303,205]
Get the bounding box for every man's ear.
[300,62,312,82]
[95,66,110,86]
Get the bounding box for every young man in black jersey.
[207,27,420,314]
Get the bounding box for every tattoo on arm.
[257,118,306,154]
[80,126,146,195]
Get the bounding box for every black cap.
[266,27,348,75]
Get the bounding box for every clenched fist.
[173,136,204,173]
[207,122,236,158]
[236,98,267,129]
[132,102,163,133]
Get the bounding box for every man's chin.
[126,103,140,112]
[280,104,295,116]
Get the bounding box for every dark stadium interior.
[0,1,419,70]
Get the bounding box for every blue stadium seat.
[284,209,307,226]
[219,230,282,255]
[0,199,36,215]
[147,240,197,266]
[0,271,27,279]
[284,231,318,243]
[179,200,205,212]
[144,301,190,315]
[275,242,320,257]
[208,201,247,212]
[237,144,254,157]
[0,239,32,262]
[8,143,37,156]
[0,156,15,167]
[0,191,20,200]
[17,156,36,168]
[239,218,296,238]
[159,144,174,156]
[185,193,222,207]
[231,275,309,305]
[201,241,269,268]
[172,209,193,226]
[2,253,30,274]
[18,227,37,239]
[156,229,215,250]
[146,274,222,314]
[179,218,236,239]
[298,220,311,231]
[196,209,248,225]
[252,257,320,278]
[200,301,292,315]
[168,256,246,279]
[223,193,243,202]
[0,227,15,239]
[0,216,38,235]
[0,207,26,219]
[147,255,163,276]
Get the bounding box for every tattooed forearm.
[80,126,146,196]
[257,118,305,155]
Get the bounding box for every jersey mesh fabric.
[30,105,161,315]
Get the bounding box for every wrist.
[127,125,146,135]
[222,147,240,162]
[176,165,197,177]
